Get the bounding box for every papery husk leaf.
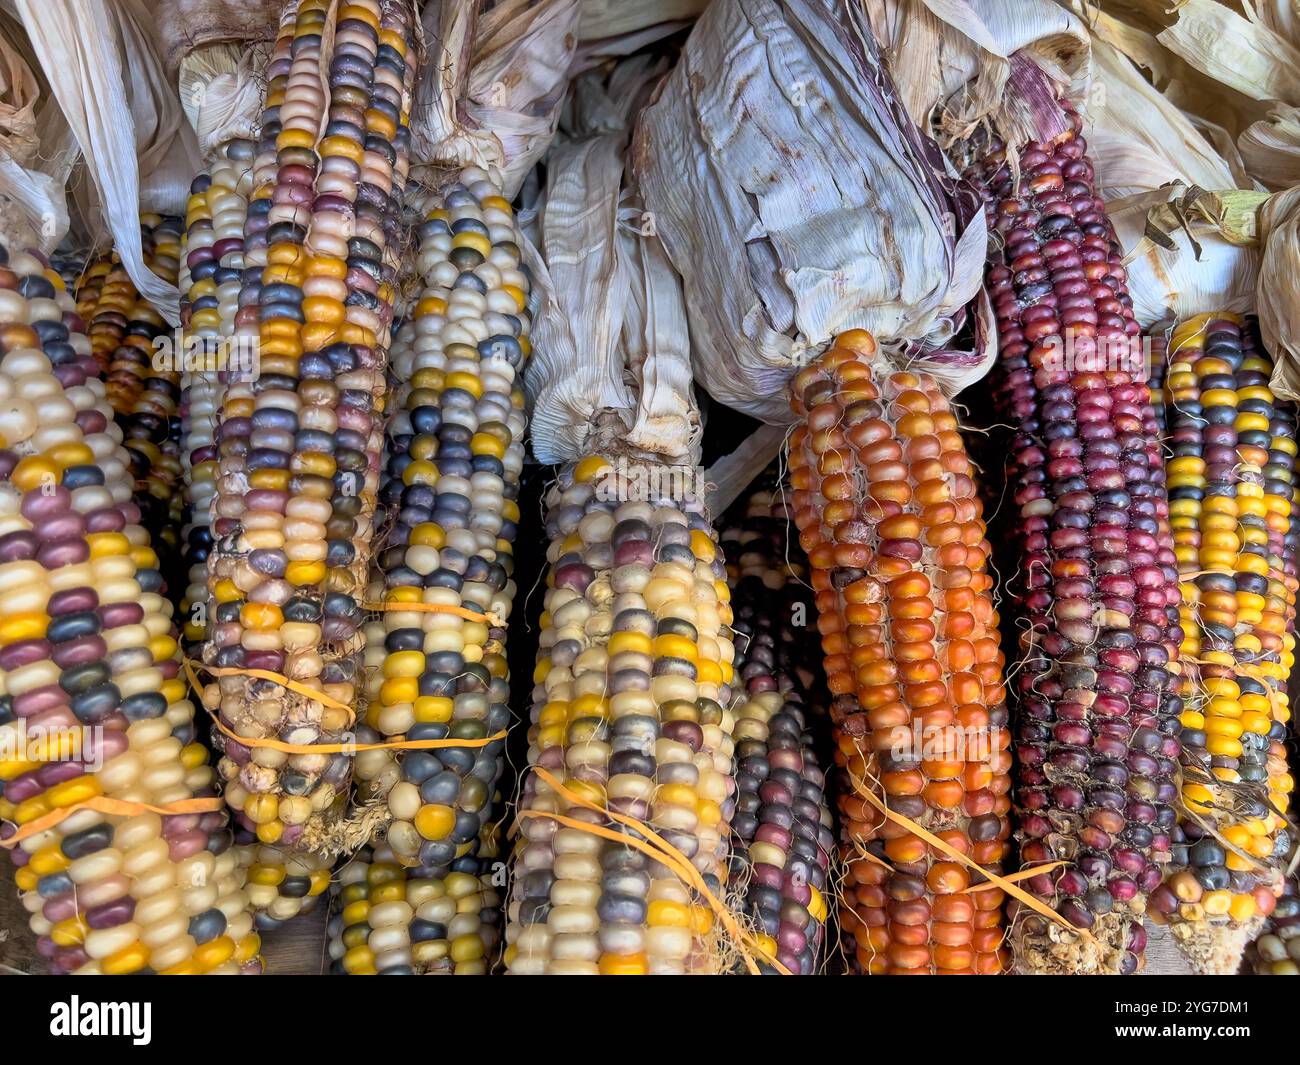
[1070,1,1261,143]
[564,54,666,140]
[1156,0,1300,106]
[16,0,198,321]
[0,25,37,166]
[0,23,68,251]
[1085,36,1243,199]
[574,0,703,72]
[524,134,634,463]
[1238,103,1300,190]
[866,0,1088,144]
[526,55,698,465]
[411,0,579,200]
[579,0,706,40]
[1255,185,1300,400]
[179,42,269,162]
[157,0,280,74]
[617,193,702,465]
[633,0,993,424]
[1108,185,1264,329]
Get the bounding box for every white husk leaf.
[617,192,701,464]
[157,0,281,73]
[411,0,580,200]
[0,25,66,251]
[1155,0,1300,106]
[525,133,636,461]
[1085,36,1243,200]
[179,42,268,162]
[866,0,1088,138]
[1108,186,1263,329]
[1255,185,1300,399]
[633,0,994,424]
[16,0,199,321]
[1239,103,1300,190]
[526,56,700,465]
[579,0,706,40]
[573,0,704,72]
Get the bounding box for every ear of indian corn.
[328,835,504,975]
[967,101,1183,974]
[505,455,737,975]
[0,244,258,974]
[788,330,1012,975]
[722,481,835,974]
[348,167,528,876]
[203,0,416,849]
[118,214,186,583]
[178,138,256,650]
[1249,873,1300,975]
[1144,313,1296,971]
[180,133,334,929]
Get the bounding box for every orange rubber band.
[184,658,355,717]
[959,860,1068,894]
[519,766,790,976]
[845,761,1101,948]
[362,601,504,626]
[2,795,225,848]
[184,660,506,755]
[206,705,507,756]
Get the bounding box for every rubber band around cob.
[720,478,835,975]
[1144,314,1297,971]
[199,0,417,851]
[0,244,259,975]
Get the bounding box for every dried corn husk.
[0,25,67,250]
[1074,1,1300,190]
[158,0,280,73]
[177,45,266,163]
[579,0,705,41]
[1108,185,1266,328]
[15,0,198,321]
[1255,186,1300,398]
[1156,1,1300,109]
[526,57,700,465]
[866,0,1087,144]
[574,0,703,70]
[1086,36,1247,199]
[867,0,1265,332]
[410,0,579,199]
[632,0,994,424]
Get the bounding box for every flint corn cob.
[0,245,258,974]
[1249,872,1300,974]
[722,482,834,975]
[788,330,1011,975]
[328,836,503,975]
[967,101,1183,974]
[103,215,179,419]
[118,214,186,572]
[506,455,737,975]
[180,137,329,927]
[348,167,527,875]
[1144,314,1296,971]
[203,0,416,847]
[178,138,257,650]
[76,252,135,376]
